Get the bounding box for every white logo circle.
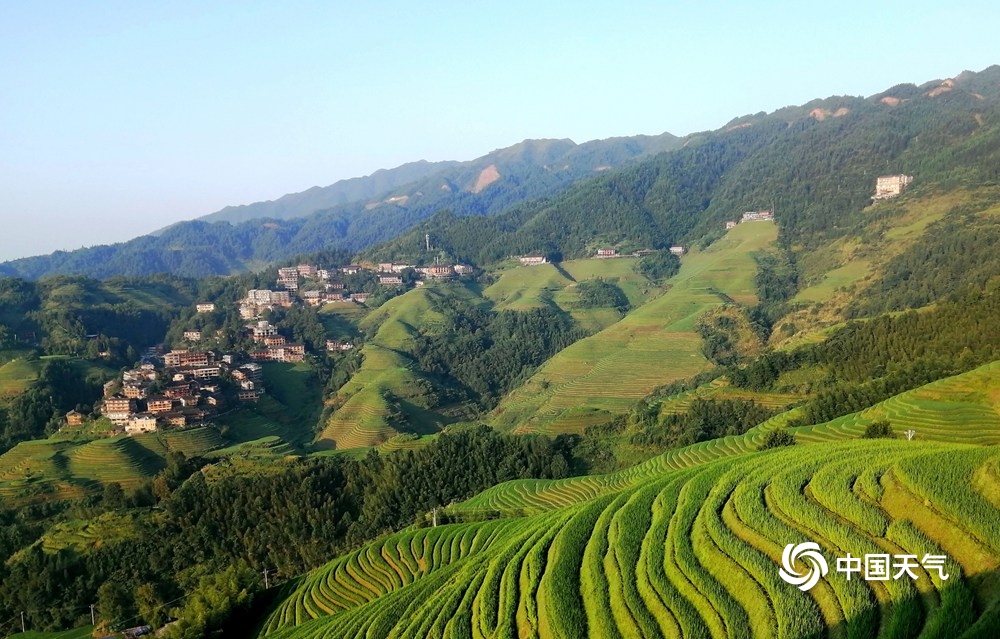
[779,542,829,591]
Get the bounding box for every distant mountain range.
[0,134,680,280]
[3,65,1000,281]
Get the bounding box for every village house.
[65,411,84,426]
[424,265,454,279]
[316,269,331,281]
[302,291,323,306]
[669,246,685,256]
[164,382,198,399]
[453,264,474,275]
[123,367,157,383]
[350,293,369,303]
[326,339,355,352]
[238,388,264,402]
[297,264,317,277]
[741,210,774,222]
[122,383,150,400]
[874,174,914,200]
[263,335,287,347]
[103,395,136,426]
[324,292,346,303]
[195,303,215,313]
[726,221,738,230]
[390,264,414,273]
[239,304,260,320]
[596,248,619,258]
[379,275,404,286]
[377,262,394,272]
[181,365,221,380]
[126,413,158,435]
[632,249,656,257]
[146,397,174,413]
[251,321,278,341]
[326,281,346,290]
[342,265,362,275]
[518,255,548,266]
[183,330,202,342]
[163,412,188,428]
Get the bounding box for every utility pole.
[263,567,270,589]
[432,507,438,528]
[20,611,25,634]
[425,234,431,252]
[91,604,96,626]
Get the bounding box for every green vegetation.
[0,428,575,634]
[491,221,777,435]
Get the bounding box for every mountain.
[194,159,460,226]
[373,66,1000,266]
[0,134,681,280]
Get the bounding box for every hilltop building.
[874,174,914,200]
[518,255,548,266]
[741,210,774,222]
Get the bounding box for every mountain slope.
[490,221,777,435]
[197,159,460,225]
[258,362,1000,639]
[376,65,1000,267]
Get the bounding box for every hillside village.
[61,174,913,440]
[69,258,477,438]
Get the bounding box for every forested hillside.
[374,66,1000,265]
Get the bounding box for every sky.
[1,0,997,262]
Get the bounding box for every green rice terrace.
[490,221,778,436]
[256,362,1000,639]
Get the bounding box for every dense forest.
[728,289,1000,424]
[412,300,587,410]
[0,428,577,637]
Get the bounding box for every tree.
[135,582,169,628]
[758,428,796,450]
[97,581,133,628]
[862,420,895,439]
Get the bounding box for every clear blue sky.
[1,0,996,261]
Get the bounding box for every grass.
[491,222,778,435]
[314,284,485,450]
[0,357,41,395]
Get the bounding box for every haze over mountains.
[0,133,680,280]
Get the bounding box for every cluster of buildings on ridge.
[69,347,266,436]
[238,260,474,320]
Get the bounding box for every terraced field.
[0,356,41,395]
[485,258,657,333]
[461,361,1000,515]
[316,285,483,450]
[491,222,778,435]
[259,436,1000,638]
[0,427,228,502]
